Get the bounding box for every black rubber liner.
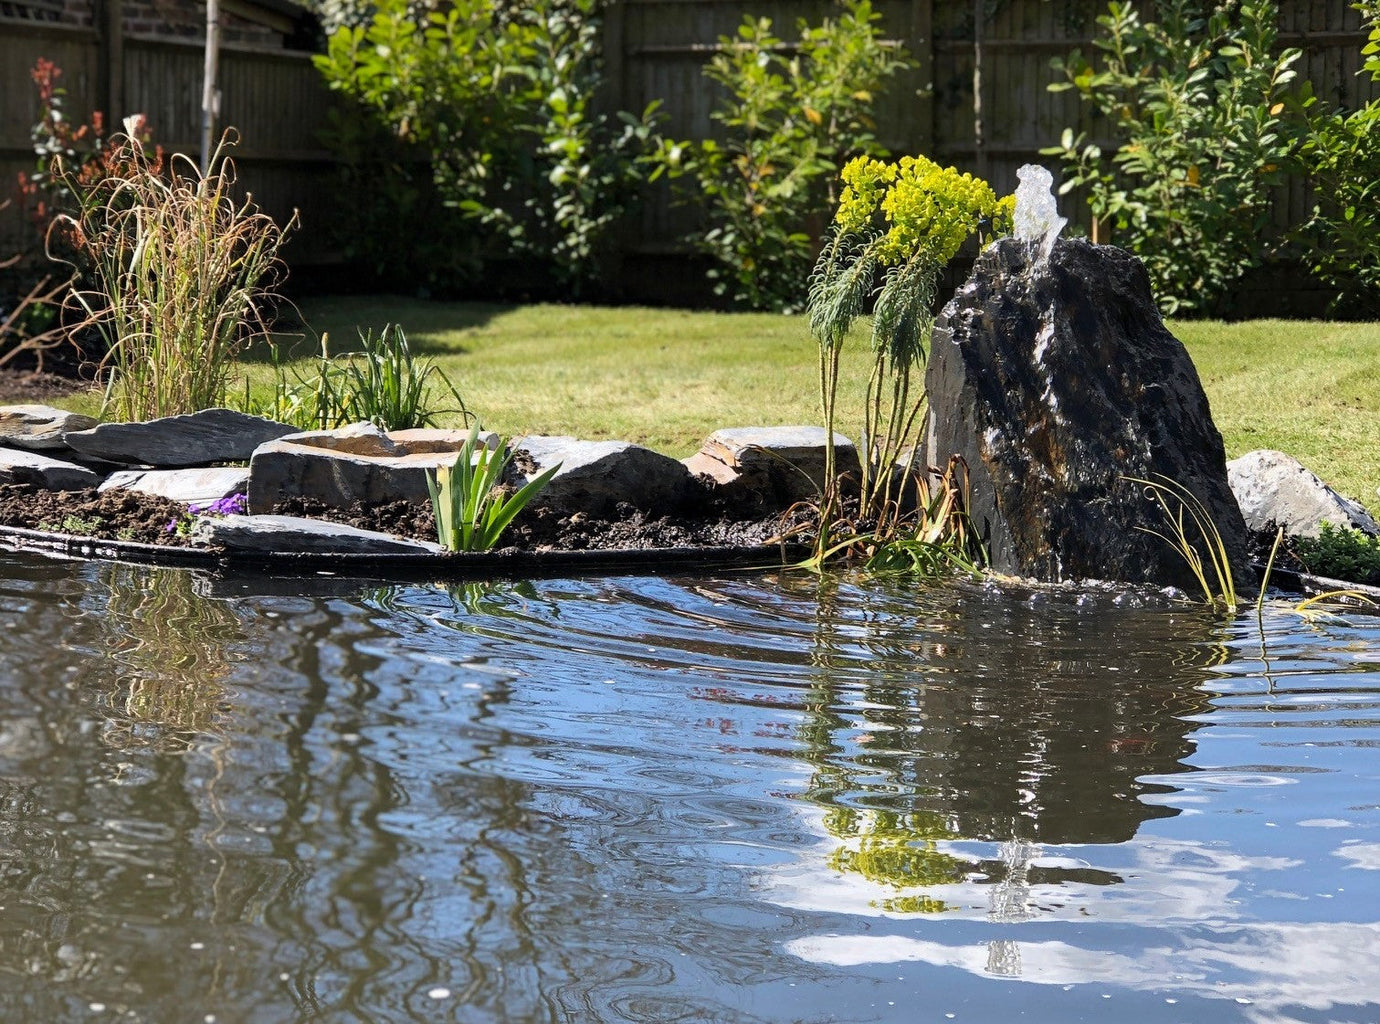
[0,523,801,580]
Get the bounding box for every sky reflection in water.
[0,553,1376,1023]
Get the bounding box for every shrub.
[313,0,659,296]
[808,154,1011,542]
[1294,523,1380,586]
[1293,3,1380,317]
[651,0,911,312]
[1045,0,1303,315]
[50,125,296,421]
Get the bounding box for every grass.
[52,297,1380,516]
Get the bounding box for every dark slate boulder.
[923,237,1248,588]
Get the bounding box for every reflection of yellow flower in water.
[98,565,243,745]
[824,806,969,913]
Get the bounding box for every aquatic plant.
[427,423,559,552]
[1126,474,1240,612]
[50,125,296,421]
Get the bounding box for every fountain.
[922,166,1248,587]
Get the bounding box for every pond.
[0,551,1377,1023]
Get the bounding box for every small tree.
[1045,0,1303,314]
[650,0,912,312]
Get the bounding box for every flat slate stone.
[683,426,859,510]
[191,513,443,554]
[248,423,498,513]
[63,408,296,467]
[0,405,98,453]
[514,436,696,515]
[1228,449,1378,538]
[0,446,101,490]
[98,467,251,503]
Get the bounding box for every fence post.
[97,0,124,122]
[909,0,934,156]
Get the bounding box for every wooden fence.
[0,18,336,264]
[3,1,1377,293]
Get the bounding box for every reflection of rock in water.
[802,582,1227,901]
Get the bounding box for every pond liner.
[0,523,801,579]
[1260,564,1380,605]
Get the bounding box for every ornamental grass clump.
[805,154,1011,569]
[49,124,296,421]
[427,422,560,552]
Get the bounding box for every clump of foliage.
[1293,2,1380,317]
[1045,0,1303,315]
[1294,523,1380,586]
[651,0,912,311]
[427,422,559,552]
[49,125,296,421]
[313,0,659,296]
[806,153,1011,569]
[249,325,468,431]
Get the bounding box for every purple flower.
[189,492,248,517]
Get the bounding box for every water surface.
[0,552,1377,1023]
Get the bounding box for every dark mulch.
[0,485,799,553]
[0,484,194,545]
[0,369,95,405]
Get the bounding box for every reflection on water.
[0,553,1376,1022]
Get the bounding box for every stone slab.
[513,436,696,515]
[63,408,296,467]
[683,426,859,509]
[1228,449,1378,538]
[98,467,251,504]
[191,514,443,554]
[248,423,497,514]
[0,446,101,490]
[0,405,98,453]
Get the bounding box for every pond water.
[0,551,1378,1023]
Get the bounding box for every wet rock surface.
[924,237,1249,588]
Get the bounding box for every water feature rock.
[1227,449,1378,538]
[0,405,98,453]
[192,513,443,554]
[924,237,1249,587]
[514,436,696,515]
[63,408,296,467]
[98,466,251,504]
[0,446,101,490]
[248,423,498,513]
[683,426,859,510]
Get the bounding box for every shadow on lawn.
[244,298,518,364]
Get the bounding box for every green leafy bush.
[313,0,659,296]
[427,423,559,552]
[651,0,911,311]
[1293,3,1380,317]
[1045,0,1303,314]
[1294,523,1380,585]
[51,126,295,421]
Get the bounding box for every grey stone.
[923,237,1249,588]
[1228,449,1378,538]
[513,436,696,515]
[98,467,251,504]
[248,423,497,514]
[191,514,443,554]
[63,408,296,467]
[683,426,859,510]
[0,405,98,452]
[0,446,101,490]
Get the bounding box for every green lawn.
[64,297,1307,516]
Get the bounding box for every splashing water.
[1013,164,1066,264]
